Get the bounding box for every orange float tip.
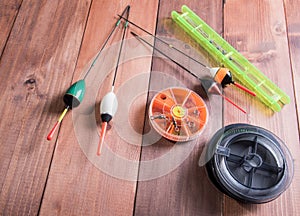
[97,122,108,156]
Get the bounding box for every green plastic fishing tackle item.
[63,79,86,109]
[171,5,290,112]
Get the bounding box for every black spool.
[205,124,293,204]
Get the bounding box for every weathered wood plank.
[223,0,300,215]
[0,0,23,56]
[0,0,91,215]
[1,1,298,215]
[39,0,159,215]
[285,0,300,130]
[134,1,224,215]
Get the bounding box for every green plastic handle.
[171,5,290,112]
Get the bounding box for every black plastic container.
[205,124,293,204]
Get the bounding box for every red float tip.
[46,107,69,141]
[221,95,247,114]
[97,122,108,156]
[47,121,59,141]
[234,82,256,97]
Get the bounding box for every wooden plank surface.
[0,0,23,56]
[39,1,159,215]
[285,0,300,128]
[0,0,299,215]
[223,0,300,215]
[0,0,91,215]
[134,1,225,216]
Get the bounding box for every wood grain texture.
[39,0,159,215]
[0,0,91,215]
[285,0,300,129]
[223,0,300,215]
[134,1,224,216]
[0,0,23,56]
[0,0,299,215]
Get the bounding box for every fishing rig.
[172,5,290,112]
[119,16,255,97]
[131,31,249,141]
[131,31,248,114]
[47,6,130,141]
[118,15,256,113]
[97,7,130,156]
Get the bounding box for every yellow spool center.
[172,105,186,118]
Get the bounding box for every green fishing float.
[63,79,86,108]
[47,6,130,141]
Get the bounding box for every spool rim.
[205,124,294,203]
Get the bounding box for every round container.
[205,124,293,203]
[149,87,208,142]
